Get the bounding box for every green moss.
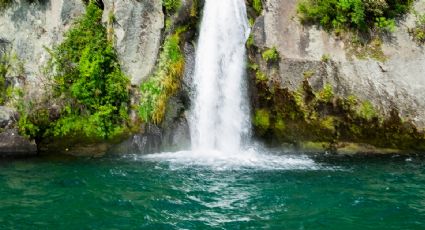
[253,109,270,131]
[321,54,331,62]
[357,101,378,121]
[300,141,329,152]
[250,75,425,152]
[139,28,186,124]
[262,47,279,63]
[246,34,254,48]
[303,70,315,79]
[274,118,285,131]
[163,0,181,14]
[317,84,334,102]
[252,0,263,15]
[320,116,336,132]
[255,70,267,82]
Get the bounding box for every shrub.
[139,28,185,124]
[262,47,279,62]
[21,2,131,140]
[297,0,413,32]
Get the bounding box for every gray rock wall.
[103,0,164,85]
[0,0,85,83]
[253,0,425,129]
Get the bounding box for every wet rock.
[0,129,37,157]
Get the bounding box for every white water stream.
[190,0,251,153]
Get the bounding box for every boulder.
[0,129,37,157]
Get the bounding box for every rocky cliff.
[0,0,424,156]
[248,0,425,153]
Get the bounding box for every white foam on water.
[140,148,322,171]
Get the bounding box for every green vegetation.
[0,57,7,105]
[139,28,185,124]
[163,0,181,14]
[262,47,279,62]
[0,52,25,105]
[357,101,378,121]
[321,54,331,62]
[253,109,270,132]
[246,34,254,48]
[317,84,334,102]
[297,0,413,32]
[250,66,425,151]
[19,2,130,141]
[303,70,315,79]
[252,0,263,15]
[409,13,425,44]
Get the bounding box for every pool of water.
[0,152,424,229]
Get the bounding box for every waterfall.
[190,0,251,153]
[142,0,317,170]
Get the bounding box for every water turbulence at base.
[142,0,319,170]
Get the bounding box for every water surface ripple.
[1,154,425,229]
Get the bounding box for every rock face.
[0,106,37,156]
[0,0,85,83]
[247,0,425,153]
[252,0,425,129]
[0,129,37,157]
[102,0,164,85]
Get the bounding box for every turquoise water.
[1,152,425,229]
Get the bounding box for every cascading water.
[142,0,319,170]
[190,0,251,153]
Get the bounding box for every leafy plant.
[139,28,185,124]
[19,2,130,141]
[262,47,279,62]
[163,0,181,14]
